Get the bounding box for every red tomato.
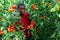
[0,30,4,35]
[28,21,36,30]
[8,8,14,12]
[32,4,37,10]
[8,24,15,32]
[12,4,17,9]
[0,17,2,21]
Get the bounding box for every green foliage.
[0,0,60,40]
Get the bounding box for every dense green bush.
[0,0,60,40]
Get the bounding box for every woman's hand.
[15,20,23,25]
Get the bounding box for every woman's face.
[19,5,25,14]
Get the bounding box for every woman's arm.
[15,20,22,25]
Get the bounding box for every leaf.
[50,2,60,12]
[4,30,7,34]
[51,33,56,38]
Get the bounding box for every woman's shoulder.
[25,12,30,16]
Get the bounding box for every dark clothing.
[25,34,34,40]
[23,29,32,38]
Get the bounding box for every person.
[16,3,34,40]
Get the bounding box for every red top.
[19,12,32,38]
[20,12,31,31]
[16,12,32,38]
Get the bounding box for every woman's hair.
[17,3,25,16]
[17,3,25,10]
